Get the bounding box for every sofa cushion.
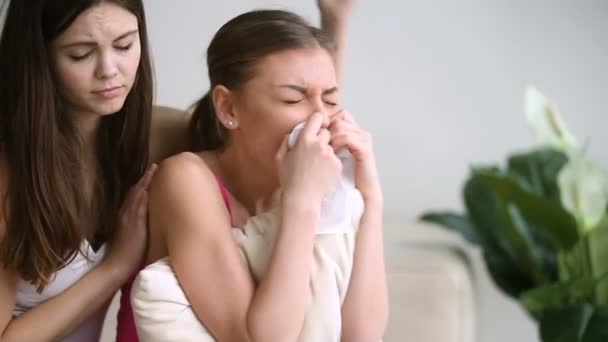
[385,242,475,342]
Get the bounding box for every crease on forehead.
[56,3,137,44]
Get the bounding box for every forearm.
[1,262,124,342]
[321,14,350,81]
[341,199,389,342]
[247,201,318,342]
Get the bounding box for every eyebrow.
[277,84,339,95]
[59,29,138,49]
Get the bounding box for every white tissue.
[287,122,363,235]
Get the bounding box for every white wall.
[144,1,607,341]
[145,0,608,221]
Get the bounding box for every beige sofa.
[383,223,476,342]
[99,107,477,342]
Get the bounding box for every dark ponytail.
[189,92,226,151]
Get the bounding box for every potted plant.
[421,86,608,342]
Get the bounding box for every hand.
[276,113,342,210]
[104,164,157,278]
[329,111,383,204]
[317,0,356,25]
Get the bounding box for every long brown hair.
[0,0,153,291]
[190,10,336,151]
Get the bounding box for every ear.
[212,85,239,129]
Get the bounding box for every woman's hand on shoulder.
[103,163,157,282]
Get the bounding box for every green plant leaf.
[419,210,534,297]
[558,238,592,284]
[482,249,536,299]
[539,304,594,342]
[581,306,608,342]
[506,203,558,282]
[476,171,578,250]
[464,171,544,294]
[419,212,480,244]
[520,278,596,316]
[588,218,608,305]
[464,170,557,286]
[538,305,608,342]
[558,217,608,305]
[507,148,568,204]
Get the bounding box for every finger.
[329,118,358,136]
[330,132,367,157]
[123,180,143,211]
[318,128,331,146]
[140,164,158,190]
[136,190,149,222]
[330,108,344,121]
[130,164,156,195]
[125,183,146,217]
[301,112,325,141]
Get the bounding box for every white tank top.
[13,240,108,342]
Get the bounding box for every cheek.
[236,94,309,156]
[122,45,142,84]
[53,60,91,97]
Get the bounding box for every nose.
[95,52,119,79]
[310,111,331,128]
[310,97,326,115]
[309,99,332,127]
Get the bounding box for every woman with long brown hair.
[0,1,156,340]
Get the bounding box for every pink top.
[116,178,233,341]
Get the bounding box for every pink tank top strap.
[215,176,234,226]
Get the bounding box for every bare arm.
[246,196,318,341]
[0,260,128,342]
[318,0,356,81]
[151,154,320,342]
[341,199,389,342]
[327,111,389,341]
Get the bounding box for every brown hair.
[189,9,336,151]
[0,0,153,291]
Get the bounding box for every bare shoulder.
[148,151,229,234]
[151,151,216,194]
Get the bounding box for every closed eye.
[69,51,93,61]
[115,43,133,51]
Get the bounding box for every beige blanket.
[131,196,363,342]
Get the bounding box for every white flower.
[525,86,577,151]
[558,153,608,233]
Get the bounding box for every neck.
[215,144,279,215]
